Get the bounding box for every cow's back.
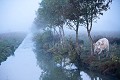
[98,38,109,51]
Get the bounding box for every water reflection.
[0,34,42,80]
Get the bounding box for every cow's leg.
[98,49,102,55]
[102,50,106,58]
[98,49,102,60]
[106,51,109,58]
[106,45,109,58]
[98,54,101,60]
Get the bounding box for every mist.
[78,0,120,33]
[0,0,119,34]
[0,0,120,80]
[92,0,120,32]
[0,0,39,33]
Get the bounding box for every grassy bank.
[81,55,120,78]
[80,35,120,78]
[0,32,26,64]
[33,30,120,79]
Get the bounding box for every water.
[0,34,42,80]
[0,33,119,80]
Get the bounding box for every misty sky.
[0,0,120,33]
[0,0,39,33]
[92,0,120,32]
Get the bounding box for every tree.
[35,0,67,45]
[35,0,112,57]
[81,0,112,55]
[63,0,84,54]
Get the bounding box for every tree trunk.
[88,31,94,55]
[86,14,94,55]
[76,27,79,49]
[61,25,65,44]
[76,20,79,49]
[59,25,65,48]
[53,28,56,46]
[62,27,65,43]
[59,27,62,44]
[75,19,81,63]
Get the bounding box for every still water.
[0,34,118,80]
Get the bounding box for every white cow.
[93,38,109,57]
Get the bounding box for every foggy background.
[0,0,120,33]
[0,0,39,33]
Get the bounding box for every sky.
[0,0,120,33]
[65,0,120,34]
[92,0,120,32]
[0,0,40,33]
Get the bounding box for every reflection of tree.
[33,39,83,80]
[80,68,113,80]
[38,64,82,80]
[34,48,54,72]
[65,70,82,80]
[40,67,69,80]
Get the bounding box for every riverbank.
[33,30,120,79]
[80,55,120,79]
[79,35,120,79]
[0,32,26,64]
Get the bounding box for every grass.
[0,32,26,64]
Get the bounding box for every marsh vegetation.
[0,32,26,64]
[33,30,120,79]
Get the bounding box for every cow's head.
[93,43,101,54]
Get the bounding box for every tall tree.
[35,0,67,45]
[64,0,84,54]
[81,0,112,55]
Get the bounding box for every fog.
[92,0,120,32]
[0,0,120,33]
[0,34,42,80]
[78,0,120,33]
[0,0,39,33]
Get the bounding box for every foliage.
[33,31,84,80]
[33,30,85,68]
[34,0,112,56]
[80,36,120,78]
[32,0,120,78]
[34,0,67,29]
[33,29,120,79]
[33,30,120,80]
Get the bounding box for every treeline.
[0,32,26,64]
[34,0,112,55]
[32,0,120,79]
[33,0,113,70]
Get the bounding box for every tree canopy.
[34,0,112,55]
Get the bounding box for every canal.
[0,33,119,80]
